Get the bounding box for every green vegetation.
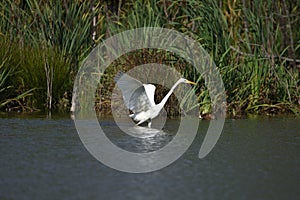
[0,0,100,111]
[0,0,299,117]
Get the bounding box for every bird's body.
[129,102,163,127]
[115,72,195,128]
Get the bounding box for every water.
[0,114,299,200]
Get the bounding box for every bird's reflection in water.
[126,126,165,138]
[113,125,173,153]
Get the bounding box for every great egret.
[114,72,196,128]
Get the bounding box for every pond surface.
[0,114,299,200]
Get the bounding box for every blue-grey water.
[0,114,299,200]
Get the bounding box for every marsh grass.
[0,0,104,111]
[18,46,72,110]
[0,0,299,116]
[0,36,35,111]
[220,0,300,116]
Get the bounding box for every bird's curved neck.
[158,79,182,108]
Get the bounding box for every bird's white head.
[180,78,196,85]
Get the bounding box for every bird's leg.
[147,120,152,128]
[136,119,147,126]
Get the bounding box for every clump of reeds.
[0,0,103,111]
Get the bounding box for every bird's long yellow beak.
[186,80,196,85]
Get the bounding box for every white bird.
[114,72,196,128]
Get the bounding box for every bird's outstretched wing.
[114,72,154,113]
[128,86,152,114]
